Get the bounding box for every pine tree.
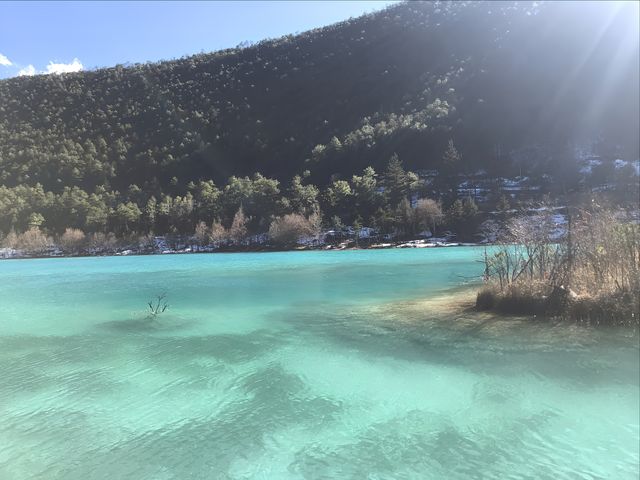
[442,139,461,173]
[441,140,462,203]
[383,154,410,208]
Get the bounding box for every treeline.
[1,151,486,250]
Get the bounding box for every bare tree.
[194,221,210,248]
[88,232,118,253]
[483,208,560,290]
[414,198,443,235]
[210,220,228,245]
[59,228,86,254]
[148,293,169,318]
[229,206,248,245]
[269,213,315,247]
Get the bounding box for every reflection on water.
[0,250,638,479]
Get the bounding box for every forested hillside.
[0,1,638,239]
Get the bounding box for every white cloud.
[45,58,83,74]
[0,53,12,67]
[13,58,83,77]
[18,65,36,76]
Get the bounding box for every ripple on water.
[0,252,637,479]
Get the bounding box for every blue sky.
[0,1,396,79]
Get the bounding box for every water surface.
[0,248,638,479]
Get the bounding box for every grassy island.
[476,203,639,325]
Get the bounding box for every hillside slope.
[1,1,638,196]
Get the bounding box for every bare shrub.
[483,208,562,291]
[137,233,156,252]
[87,232,118,253]
[480,204,640,323]
[16,227,51,255]
[269,213,316,246]
[59,228,86,254]
[2,230,19,249]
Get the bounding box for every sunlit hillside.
[1,1,637,193]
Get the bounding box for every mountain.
[0,1,638,239]
[1,1,638,195]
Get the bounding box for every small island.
[476,204,639,325]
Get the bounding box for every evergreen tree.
[27,212,45,229]
[325,179,353,222]
[113,202,142,234]
[382,154,411,208]
[440,140,462,203]
[144,196,158,233]
[395,198,415,236]
[352,166,381,223]
[289,175,320,215]
[442,139,462,173]
[447,197,479,240]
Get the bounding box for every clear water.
[0,248,638,479]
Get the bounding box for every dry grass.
[476,285,549,316]
[478,206,640,325]
[476,285,638,326]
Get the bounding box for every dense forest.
[0,1,638,242]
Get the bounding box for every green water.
[0,248,638,479]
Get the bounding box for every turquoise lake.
[0,248,638,479]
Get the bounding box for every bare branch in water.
[148,293,169,318]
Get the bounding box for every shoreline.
[0,239,485,261]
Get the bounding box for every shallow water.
[0,248,638,479]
